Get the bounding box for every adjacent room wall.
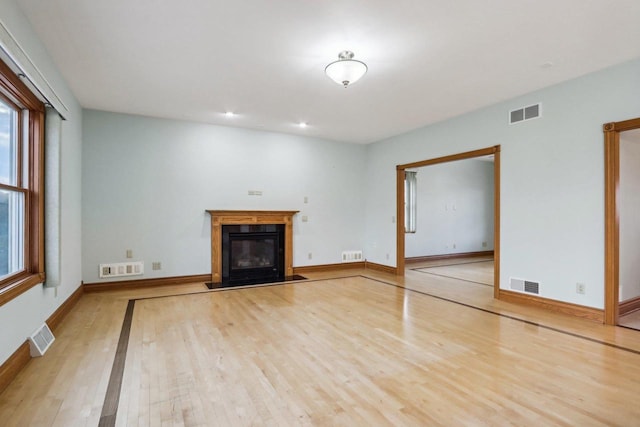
[82,110,367,283]
[0,0,83,365]
[619,130,640,302]
[405,159,494,258]
[365,58,640,309]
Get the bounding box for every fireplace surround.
[206,210,298,285]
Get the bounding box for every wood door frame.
[396,145,501,298]
[603,117,640,325]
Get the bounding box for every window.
[404,170,417,233]
[0,99,22,277]
[0,57,45,305]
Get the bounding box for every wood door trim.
[396,146,501,299]
[604,118,640,325]
[396,168,405,274]
[398,147,498,170]
[604,122,620,325]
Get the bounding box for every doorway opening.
[604,118,640,327]
[396,146,501,298]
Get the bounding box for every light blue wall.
[82,111,367,283]
[405,159,494,258]
[0,0,83,365]
[365,58,640,309]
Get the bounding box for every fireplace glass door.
[222,225,285,285]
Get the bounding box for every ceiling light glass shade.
[325,51,367,88]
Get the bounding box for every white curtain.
[44,106,61,288]
[404,170,417,233]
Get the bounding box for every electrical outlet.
[126,249,133,258]
[482,241,488,248]
[453,243,456,249]
[308,253,312,260]
[152,262,161,270]
[576,283,586,295]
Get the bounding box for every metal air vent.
[524,280,540,294]
[99,261,144,278]
[28,323,55,357]
[510,277,540,294]
[341,250,363,262]
[509,103,541,124]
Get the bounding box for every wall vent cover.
[28,323,55,357]
[510,278,540,294]
[341,250,363,262]
[509,103,541,124]
[99,261,144,278]
[524,280,540,294]
[509,277,525,291]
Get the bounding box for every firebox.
[221,224,285,285]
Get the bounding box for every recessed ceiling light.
[224,111,235,117]
[540,62,554,69]
[299,122,308,128]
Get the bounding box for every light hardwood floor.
[410,258,494,286]
[1,265,640,426]
[619,309,640,330]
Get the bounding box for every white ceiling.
[16,0,640,144]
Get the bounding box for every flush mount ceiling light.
[325,51,367,88]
